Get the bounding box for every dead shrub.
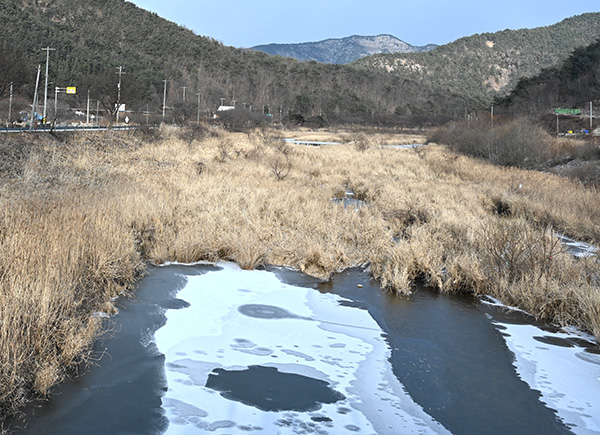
[478,219,565,285]
[179,124,208,146]
[134,125,162,143]
[253,127,282,148]
[570,161,600,185]
[270,154,291,181]
[214,137,233,163]
[352,131,371,152]
[382,204,430,237]
[488,195,513,216]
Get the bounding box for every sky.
[128,0,599,48]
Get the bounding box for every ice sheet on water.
[558,234,598,258]
[153,261,450,434]
[494,320,600,434]
[480,295,530,314]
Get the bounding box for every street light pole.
[54,86,58,121]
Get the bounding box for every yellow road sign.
[66,87,77,95]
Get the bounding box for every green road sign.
[555,108,581,115]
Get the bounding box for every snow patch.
[154,262,450,434]
[494,320,600,434]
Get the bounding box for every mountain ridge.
[251,34,436,64]
[354,13,600,106]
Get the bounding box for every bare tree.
[79,69,144,119]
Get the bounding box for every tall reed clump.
[0,126,599,427]
[0,191,144,422]
[473,218,600,337]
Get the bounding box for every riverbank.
[1,126,599,427]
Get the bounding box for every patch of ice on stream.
[153,262,450,434]
[493,320,600,434]
[480,296,531,315]
[557,234,598,258]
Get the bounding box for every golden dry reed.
[0,127,598,425]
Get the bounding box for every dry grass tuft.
[1,126,599,425]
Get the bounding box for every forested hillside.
[497,38,600,117]
[355,13,600,114]
[1,0,599,124]
[0,0,441,124]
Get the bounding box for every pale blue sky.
[129,0,599,48]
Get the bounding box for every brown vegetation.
[0,126,599,427]
[430,118,600,185]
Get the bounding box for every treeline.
[0,0,456,126]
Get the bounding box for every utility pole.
[30,65,41,131]
[182,86,187,101]
[162,79,168,122]
[41,47,55,123]
[116,66,124,123]
[591,101,594,132]
[232,99,237,107]
[219,97,225,108]
[96,100,100,126]
[54,86,58,121]
[86,90,90,125]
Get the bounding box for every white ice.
[558,234,598,258]
[493,320,600,434]
[153,262,450,434]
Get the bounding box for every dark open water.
[16,264,599,434]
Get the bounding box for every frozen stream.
[18,263,600,434]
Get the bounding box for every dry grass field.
[0,126,599,425]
